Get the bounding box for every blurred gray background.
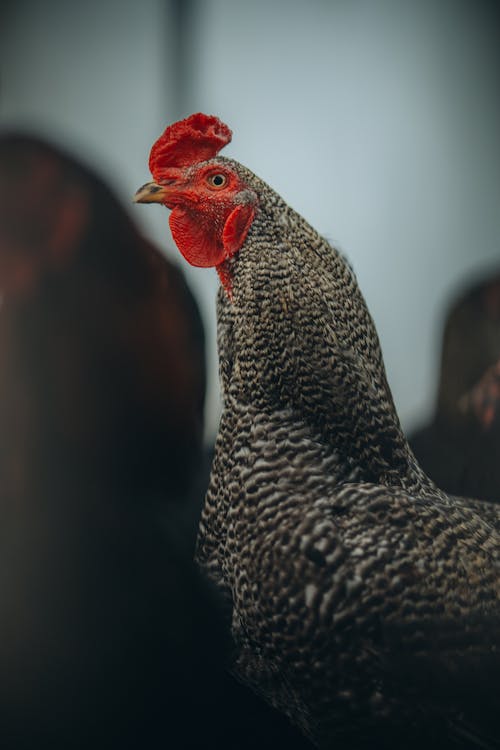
[1,0,499,442]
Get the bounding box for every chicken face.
[134,161,257,271]
[134,113,258,291]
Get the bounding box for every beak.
[133,181,170,204]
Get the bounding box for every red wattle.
[169,209,225,267]
[169,204,255,269]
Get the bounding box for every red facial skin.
[136,162,257,298]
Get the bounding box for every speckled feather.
[194,158,500,748]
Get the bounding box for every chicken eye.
[207,173,227,189]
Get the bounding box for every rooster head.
[134,113,257,293]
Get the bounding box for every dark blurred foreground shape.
[0,133,207,510]
[0,135,313,749]
[409,270,500,502]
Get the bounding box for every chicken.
[410,272,500,503]
[135,113,500,748]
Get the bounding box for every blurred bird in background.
[0,132,210,747]
[409,271,500,503]
[0,133,207,514]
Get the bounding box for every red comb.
[149,113,232,180]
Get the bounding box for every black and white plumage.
[198,168,499,747]
[135,115,500,749]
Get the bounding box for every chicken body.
[196,164,499,746]
[136,117,500,748]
